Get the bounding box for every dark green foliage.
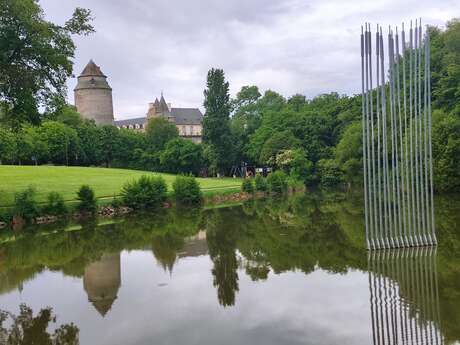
[254,174,268,192]
[145,117,179,151]
[0,304,79,344]
[0,126,16,163]
[43,192,67,216]
[160,138,203,175]
[267,171,288,194]
[172,175,203,205]
[317,159,343,188]
[13,187,39,223]
[432,110,460,192]
[121,175,167,209]
[241,178,254,194]
[76,185,97,214]
[0,0,94,128]
[203,68,234,175]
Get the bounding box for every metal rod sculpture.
[368,247,443,344]
[361,20,436,249]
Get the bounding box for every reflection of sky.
[0,250,371,345]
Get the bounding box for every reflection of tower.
[368,248,443,344]
[83,253,121,317]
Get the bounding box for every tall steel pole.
[361,26,370,249]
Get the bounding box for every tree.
[0,0,94,128]
[259,130,300,165]
[18,124,49,164]
[335,121,362,184]
[98,125,120,167]
[160,138,203,175]
[0,304,79,344]
[203,68,234,175]
[0,126,16,163]
[432,109,460,192]
[145,117,178,151]
[37,121,79,165]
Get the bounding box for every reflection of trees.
[206,209,241,307]
[0,304,79,344]
[0,209,202,293]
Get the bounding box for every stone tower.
[74,60,114,125]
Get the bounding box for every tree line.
[1,1,459,192]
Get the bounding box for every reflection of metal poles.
[367,248,443,344]
[362,20,436,250]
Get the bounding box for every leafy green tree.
[432,109,460,191]
[113,128,146,169]
[203,68,234,175]
[160,138,203,175]
[287,94,307,111]
[430,19,460,116]
[98,125,120,167]
[335,121,362,184]
[145,117,179,151]
[275,149,314,185]
[259,130,300,165]
[75,121,103,166]
[0,126,16,163]
[0,0,94,128]
[37,121,79,165]
[317,159,343,187]
[230,85,262,165]
[54,105,84,128]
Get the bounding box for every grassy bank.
[0,165,241,207]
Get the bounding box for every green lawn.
[0,165,242,207]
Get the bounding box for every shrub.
[0,209,12,225]
[317,159,343,188]
[267,170,288,194]
[43,192,67,216]
[13,187,39,223]
[172,175,203,205]
[121,175,167,209]
[241,178,254,194]
[254,174,268,192]
[77,185,97,214]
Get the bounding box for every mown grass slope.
[0,165,241,206]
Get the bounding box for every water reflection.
[0,304,79,344]
[83,253,121,317]
[0,193,459,344]
[368,248,443,344]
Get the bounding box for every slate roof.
[114,117,145,127]
[80,59,106,77]
[114,108,203,126]
[171,108,203,125]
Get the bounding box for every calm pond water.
[0,192,459,345]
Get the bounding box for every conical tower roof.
[79,59,106,77]
[154,98,160,107]
[159,94,170,114]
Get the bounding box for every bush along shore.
[0,173,304,230]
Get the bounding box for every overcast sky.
[41,0,459,120]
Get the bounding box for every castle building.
[74,60,114,125]
[115,94,203,143]
[74,60,203,143]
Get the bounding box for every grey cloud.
[41,0,459,119]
